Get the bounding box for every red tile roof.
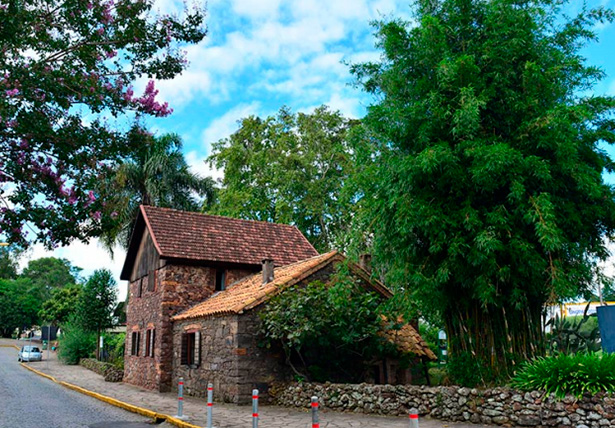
[172,251,344,320]
[141,205,318,266]
[381,317,437,360]
[173,251,435,358]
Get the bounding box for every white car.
[18,346,43,362]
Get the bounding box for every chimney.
[359,254,372,274]
[262,258,274,284]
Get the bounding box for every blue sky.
[24,0,615,298]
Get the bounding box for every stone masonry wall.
[271,382,615,427]
[173,310,292,404]
[173,314,240,403]
[125,263,256,392]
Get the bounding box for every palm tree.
[100,129,216,253]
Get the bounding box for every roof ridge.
[141,205,302,229]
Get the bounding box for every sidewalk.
[3,339,486,428]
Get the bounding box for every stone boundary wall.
[270,382,615,427]
[80,358,124,382]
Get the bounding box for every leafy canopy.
[0,278,40,337]
[259,265,399,382]
[350,0,615,382]
[208,106,356,252]
[75,268,117,333]
[100,130,215,252]
[0,0,206,248]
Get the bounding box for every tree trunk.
[443,297,544,384]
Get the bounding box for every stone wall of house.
[271,382,615,427]
[173,310,292,404]
[124,263,256,392]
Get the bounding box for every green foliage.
[419,320,443,358]
[208,105,356,252]
[447,351,494,387]
[0,278,40,336]
[102,332,125,368]
[57,318,97,365]
[547,306,601,354]
[512,353,615,398]
[100,131,216,252]
[0,0,206,248]
[260,266,396,382]
[0,246,22,280]
[76,269,117,333]
[349,0,615,381]
[21,257,81,300]
[39,284,82,325]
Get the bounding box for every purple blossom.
[135,80,173,117]
[97,27,105,35]
[92,211,102,220]
[88,190,96,203]
[87,2,93,9]
[6,88,19,97]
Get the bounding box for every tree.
[0,246,21,279]
[260,265,399,382]
[208,106,356,252]
[0,278,40,336]
[100,130,215,251]
[39,284,82,325]
[21,257,80,300]
[76,268,117,358]
[0,0,206,248]
[350,0,615,382]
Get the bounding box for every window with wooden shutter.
[194,331,201,366]
[137,278,142,298]
[181,333,189,365]
[131,331,141,356]
[150,329,155,358]
[180,332,199,367]
[148,270,156,291]
[145,330,151,357]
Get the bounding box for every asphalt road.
[0,346,159,428]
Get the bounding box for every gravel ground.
[0,346,157,428]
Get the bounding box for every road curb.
[0,344,19,350]
[19,363,202,428]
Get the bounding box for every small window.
[181,331,200,367]
[215,270,226,291]
[145,330,151,357]
[145,329,155,357]
[147,270,156,292]
[131,331,141,356]
[137,278,143,298]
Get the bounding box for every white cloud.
[186,150,224,181]
[19,239,129,301]
[200,101,262,151]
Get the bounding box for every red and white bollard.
[409,407,419,428]
[206,383,213,428]
[252,389,259,428]
[175,377,185,419]
[311,396,320,428]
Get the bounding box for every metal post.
[409,407,419,428]
[46,325,50,370]
[311,396,319,428]
[252,389,259,428]
[206,383,213,428]
[176,377,185,419]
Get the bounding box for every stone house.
[121,205,435,402]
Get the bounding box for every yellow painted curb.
[20,362,202,427]
[0,344,19,350]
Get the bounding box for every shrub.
[511,353,615,398]
[447,351,489,387]
[57,320,96,365]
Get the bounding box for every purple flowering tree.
[0,0,206,247]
